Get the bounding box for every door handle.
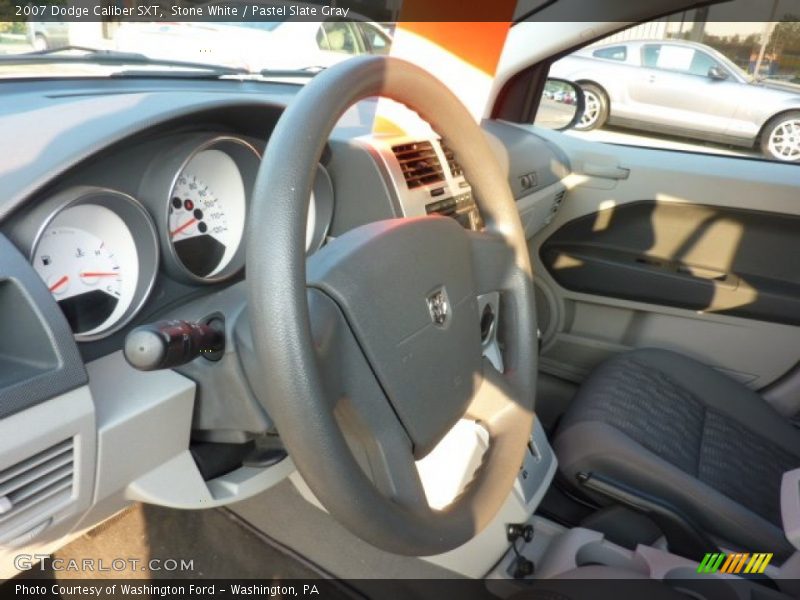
[581,164,630,180]
[676,265,737,288]
[676,265,727,280]
[635,259,738,289]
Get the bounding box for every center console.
[418,419,557,578]
[479,470,800,598]
[360,134,561,578]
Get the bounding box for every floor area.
[10,503,338,581]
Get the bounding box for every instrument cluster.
[20,134,334,342]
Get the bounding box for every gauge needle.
[170,218,197,237]
[80,272,120,277]
[49,275,69,292]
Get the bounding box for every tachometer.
[26,188,159,341]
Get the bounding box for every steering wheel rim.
[246,56,538,556]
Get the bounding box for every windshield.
[0,10,394,77]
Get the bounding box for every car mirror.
[534,78,585,130]
[708,66,729,80]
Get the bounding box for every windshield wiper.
[0,45,249,76]
[257,65,326,78]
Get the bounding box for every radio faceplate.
[425,191,482,230]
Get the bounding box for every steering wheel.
[246,56,537,556]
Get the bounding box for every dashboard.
[10,133,335,347]
[3,80,560,362]
[0,77,569,564]
[12,126,481,352]
[5,127,477,357]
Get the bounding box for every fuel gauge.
[34,221,128,335]
[27,188,159,341]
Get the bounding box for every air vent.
[0,439,73,525]
[392,141,444,189]
[439,140,463,178]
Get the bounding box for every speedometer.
[140,136,261,283]
[139,134,334,283]
[169,149,246,278]
[26,188,159,341]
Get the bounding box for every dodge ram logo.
[426,288,450,328]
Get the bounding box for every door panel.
[518,126,800,391]
[541,201,800,326]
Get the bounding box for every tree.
[769,17,800,54]
[0,3,27,32]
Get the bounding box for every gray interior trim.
[88,351,195,503]
[0,234,87,419]
[522,125,800,390]
[0,89,291,223]
[482,119,571,199]
[763,364,800,418]
[541,200,800,326]
[0,386,94,560]
[782,468,800,552]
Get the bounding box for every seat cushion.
[553,348,800,559]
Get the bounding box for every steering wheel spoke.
[468,229,517,294]
[336,397,429,511]
[467,359,525,426]
[307,286,429,510]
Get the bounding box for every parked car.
[115,3,391,72]
[25,19,69,51]
[551,39,800,161]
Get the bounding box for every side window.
[317,22,362,55]
[592,46,627,61]
[359,23,391,55]
[316,26,329,50]
[544,9,800,164]
[688,51,720,77]
[642,44,661,67]
[643,44,696,73]
[643,44,720,77]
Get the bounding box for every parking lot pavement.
[566,125,763,160]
